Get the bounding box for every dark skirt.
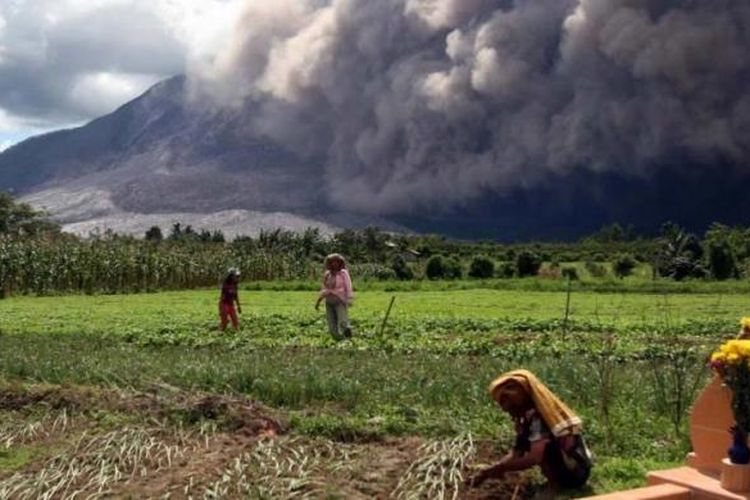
[543,439,591,489]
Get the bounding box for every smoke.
[190,0,750,215]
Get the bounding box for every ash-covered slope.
[0,76,323,216]
[0,77,384,236]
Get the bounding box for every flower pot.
[721,458,750,492]
[728,426,750,465]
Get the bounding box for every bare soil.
[0,383,545,499]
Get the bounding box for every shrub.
[613,254,637,279]
[496,262,515,279]
[144,226,163,241]
[562,267,579,281]
[516,251,542,277]
[468,256,495,279]
[353,263,397,280]
[443,256,464,280]
[708,240,737,280]
[391,256,414,281]
[425,255,446,280]
[585,260,608,278]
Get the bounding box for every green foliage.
[2,285,739,493]
[0,191,59,237]
[0,237,317,296]
[705,224,737,280]
[144,226,163,241]
[562,267,579,281]
[613,254,637,279]
[654,222,705,281]
[354,263,397,280]
[496,262,515,279]
[391,256,414,281]
[585,261,608,278]
[468,256,494,279]
[425,255,446,280]
[443,256,463,280]
[515,250,542,277]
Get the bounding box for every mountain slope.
[2,76,750,240]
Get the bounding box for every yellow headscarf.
[489,369,582,437]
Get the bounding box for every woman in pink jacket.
[315,253,354,340]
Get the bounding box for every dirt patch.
[0,384,546,499]
[0,383,285,437]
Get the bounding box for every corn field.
[0,236,318,296]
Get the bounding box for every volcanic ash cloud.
[190,0,750,215]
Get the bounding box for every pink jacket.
[320,269,353,305]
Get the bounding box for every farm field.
[0,284,742,498]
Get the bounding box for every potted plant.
[711,329,750,465]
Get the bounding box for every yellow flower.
[741,317,750,330]
[728,352,741,364]
[712,351,726,363]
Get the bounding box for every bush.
[353,263,397,280]
[391,256,414,281]
[613,254,637,279]
[562,267,579,281]
[516,251,542,277]
[496,262,515,279]
[443,256,463,280]
[426,255,446,280]
[468,256,495,279]
[584,260,608,278]
[708,240,737,280]
[144,226,163,241]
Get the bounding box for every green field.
[0,285,743,498]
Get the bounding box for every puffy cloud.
[191,0,750,214]
[0,0,240,128]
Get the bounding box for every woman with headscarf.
[315,253,354,340]
[467,369,592,491]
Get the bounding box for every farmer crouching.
[467,369,592,493]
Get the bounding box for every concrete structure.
[587,377,750,500]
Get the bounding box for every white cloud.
[0,0,241,132]
[69,71,163,117]
[0,140,12,152]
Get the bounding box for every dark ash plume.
[191,0,750,215]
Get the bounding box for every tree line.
[2,191,750,296]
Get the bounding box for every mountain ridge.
[2,76,750,241]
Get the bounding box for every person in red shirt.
[219,268,242,331]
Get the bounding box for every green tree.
[468,256,494,279]
[362,226,387,262]
[144,226,163,241]
[425,255,446,280]
[443,255,463,279]
[391,255,414,280]
[516,250,542,277]
[654,222,704,280]
[0,191,59,236]
[704,223,737,280]
[613,254,637,279]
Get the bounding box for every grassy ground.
[0,284,739,498]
